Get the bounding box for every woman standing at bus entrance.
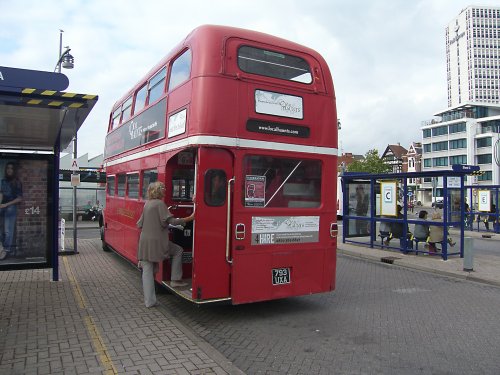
[137,182,194,308]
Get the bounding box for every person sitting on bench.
[413,210,430,248]
[428,211,455,254]
[379,218,391,243]
[384,205,412,249]
[484,204,497,231]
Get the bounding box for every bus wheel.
[100,226,110,252]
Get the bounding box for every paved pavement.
[0,228,499,374]
[0,238,243,375]
[339,229,500,288]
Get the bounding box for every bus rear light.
[330,223,338,238]
[235,223,245,240]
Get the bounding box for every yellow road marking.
[62,257,118,374]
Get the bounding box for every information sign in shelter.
[380,181,397,216]
[478,190,491,212]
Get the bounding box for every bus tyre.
[100,226,110,252]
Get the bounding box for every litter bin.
[463,236,473,272]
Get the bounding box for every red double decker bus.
[101,25,338,304]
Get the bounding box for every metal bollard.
[60,218,65,252]
[463,236,473,272]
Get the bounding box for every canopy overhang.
[0,88,98,151]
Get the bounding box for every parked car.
[432,198,444,209]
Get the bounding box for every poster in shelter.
[478,190,491,212]
[345,182,371,238]
[0,153,54,270]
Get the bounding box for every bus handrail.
[168,204,195,210]
[226,177,235,264]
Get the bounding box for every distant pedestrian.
[408,200,414,213]
[137,181,194,308]
[464,202,472,228]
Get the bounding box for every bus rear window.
[238,46,312,84]
[242,155,321,208]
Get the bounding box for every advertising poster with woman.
[0,153,53,268]
[345,182,371,238]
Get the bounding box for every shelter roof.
[0,66,98,151]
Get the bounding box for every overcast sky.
[2,0,499,159]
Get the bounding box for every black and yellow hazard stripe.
[470,170,484,176]
[20,88,97,108]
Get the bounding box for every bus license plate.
[272,268,291,285]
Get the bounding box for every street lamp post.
[56,30,78,255]
[55,29,74,73]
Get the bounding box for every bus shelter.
[0,66,98,280]
[464,184,500,233]
[341,165,479,260]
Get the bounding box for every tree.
[346,149,391,174]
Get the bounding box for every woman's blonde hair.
[147,181,165,200]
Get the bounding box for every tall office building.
[419,6,500,204]
[446,5,500,107]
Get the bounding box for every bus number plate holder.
[272,268,290,285]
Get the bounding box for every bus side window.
[141,169,158,199]
[148,67,166,105]
[127,173,140,199]
[168,49,192,91]
[110,109,120,130]
[117,174,126,197]
[107,176,116,196]
[204,170,227,206]
[134,84,148,115]
[121,96,133,123]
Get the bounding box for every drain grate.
[381,256,401,264]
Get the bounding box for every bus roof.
[112,24,332,111]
